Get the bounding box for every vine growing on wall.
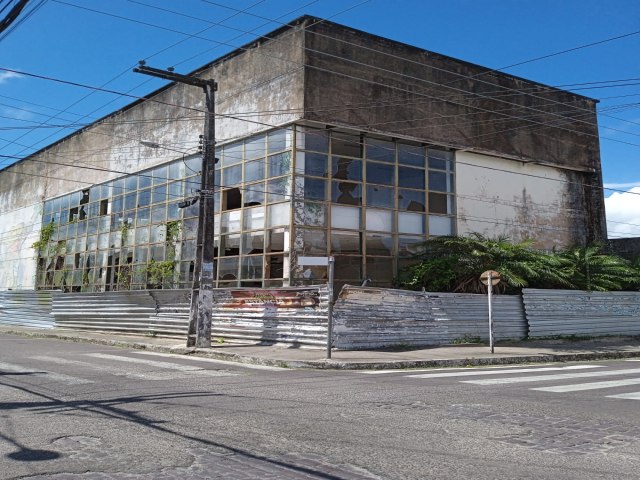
[32,222,56,255]
[143,220,182,289]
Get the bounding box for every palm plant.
[400,234,573,293]
[559,244,640,291]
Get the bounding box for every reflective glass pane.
[222,165,242,187]
[366,185,394,208]
[267,228,288,252]
[332,181,361,205]
[221,234,241,257]
[268,129,289,153]
[398,236,425,256]
[242,231,265,254]
[245,134,265,159]
[243,183,264,206]
[331,132,361,158]
[398,166,425,189]
[297,152,328,177]
[366,257,394,284]
[366,162,394,185]
[153,166,168,184]
[366,138,394,163]
[331,231,361,254]
[223,142,243,166]
[268,152,291,177]
[303,127,328,152]
[138,188,151,207]
[428,192,452,214]
[332,157,362,181]
[267,177,291,203]
[241,256,263,279]
[366,233,393,256]
[218,257,238,280]
[295,228,327,255]
[428,171,453,192]
[398,143,425,166]
[245,159,264,183]
[302,177,326,201]
[398,189,426,212]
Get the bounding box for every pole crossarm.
[133,64,217,90]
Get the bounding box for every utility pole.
[134,62,217,348]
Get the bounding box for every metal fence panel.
[0,290,57,329]
[53,290,191,338]
[523,289,640,337]
[210,286,329,346]
[333,286,526,349]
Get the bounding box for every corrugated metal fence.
[523,289,640,337]
[0,290,57,329]
[333,286,527,349]
[53,290,190,338]
[210,286,329,346]
[2,287,639,346]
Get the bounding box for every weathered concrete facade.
[0,16,606,290]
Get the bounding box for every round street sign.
[480,270,501,286]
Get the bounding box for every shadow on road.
[0,379,348,479]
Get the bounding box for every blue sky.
[1,0,639,236]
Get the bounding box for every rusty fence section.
[523,289,640,338]
[210,286,329,346]
[333,286,527,349]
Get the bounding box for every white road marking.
[462,367,640,385]
[406,365,602,379]
[84,353,238,377]
[532,378,640,392]
[0,361,93,385]
[606,392,640,400]
[134,351,287,371]
[363,364,557,375]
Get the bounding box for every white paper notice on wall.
[297,256,329,266]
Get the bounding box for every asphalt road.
[1,334,640,479]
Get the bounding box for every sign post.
[480,270,501,354]
[298,256,334,359]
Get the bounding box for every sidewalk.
[2,325,640,369]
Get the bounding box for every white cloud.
[604,181,640,189]
[605,186,640,238]
[0,70,22,84]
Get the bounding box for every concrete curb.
[2,328,640,370]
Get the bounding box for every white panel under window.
[221,210,241,233]
[268,202,290,227]
[398,212,425,234]
[243,206,265,230]
[429,215,454,236]
[331,205,360,229]
[365,208,392,232]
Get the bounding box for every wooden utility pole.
[133,63,217,348]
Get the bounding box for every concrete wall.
[302,19,600,171]
[455,151,585,248]
[0,202,41,289]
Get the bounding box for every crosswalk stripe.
[84,353,238,377]
[406,365,602,379]
[606,392,640,400]
[532,378,640,392]
[462,367,640,385]
[363,364,559,375]
[0,361,92,385]
[134,351,287,371]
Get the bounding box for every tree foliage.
[399,234,640,293]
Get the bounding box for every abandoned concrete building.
[0,15,606,292]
